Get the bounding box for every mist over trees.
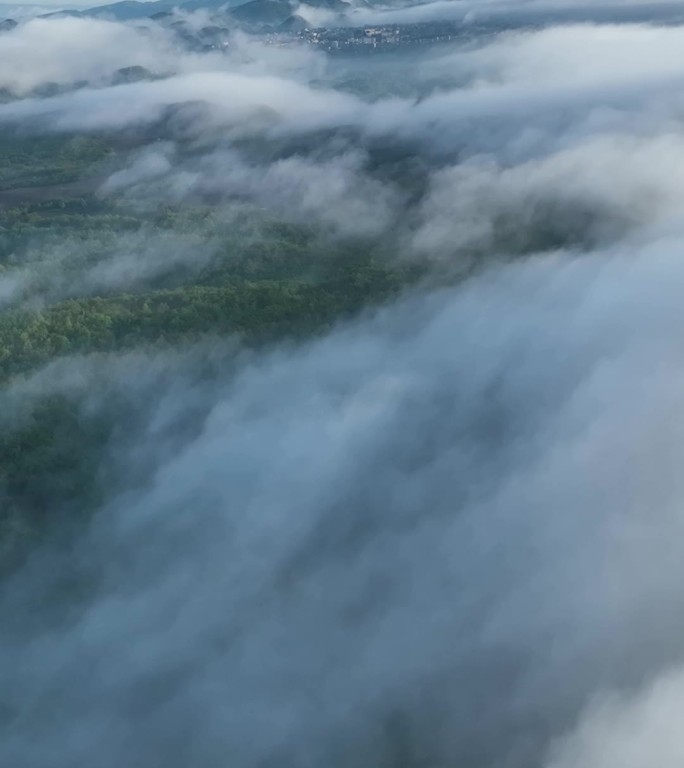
[3,4,684,768]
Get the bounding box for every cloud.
[0,17,176,95]
[347,0,684,27]
[5,7,684,768]
[0,16,324,96]
[424,23,684,90]
[546,667,684,768]
[0,69,360,134]
[0,222,220,309]
[6,234,684,767]
[7,20,684,163]
[412,133,684,260]
[8,19,684,293]
[104,145,401,238]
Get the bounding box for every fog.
[8,20,684,156]
[7,240,684,768]
[349,0,684,26]
[2,4,684,768]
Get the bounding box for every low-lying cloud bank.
[5,17,684,269]
[348,0,684,26]
[3,5,684,768]
[6,237,684,767]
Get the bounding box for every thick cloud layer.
[349,0,684,26]
[7,20,684,160]
[0,16,323,96]
[4,17,684,274]
[4,5,684,768]
[7,239,684,767]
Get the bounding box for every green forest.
[0,129,421,569]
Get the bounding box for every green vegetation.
[0,131,424,568]
[0,133,112,191]
[0,261,412,566]
[0,396,108,565]
[0,261,409,379]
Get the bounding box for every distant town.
[264,21,506,54]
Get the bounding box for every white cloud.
[5,9,684,768]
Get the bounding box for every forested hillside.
[0,128,425,568]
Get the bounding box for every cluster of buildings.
[290,22,470,53]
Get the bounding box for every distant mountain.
[50,0,351,25]
[62,0,241,21]
[71,0,184,20]
[111,65,155,84]
[278,12,307,31]
[0,17,17,31]
[230,0,291,26]
[231,0,348,25]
